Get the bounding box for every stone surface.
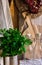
[20,59,42,65]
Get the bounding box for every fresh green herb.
[0,28,32,57]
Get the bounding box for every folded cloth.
[14,0,29,13]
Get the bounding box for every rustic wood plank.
[0,57,4,65]
[5,57,10,65]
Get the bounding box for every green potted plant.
[0,28,32,65]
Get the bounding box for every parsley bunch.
[0,28,32,57]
